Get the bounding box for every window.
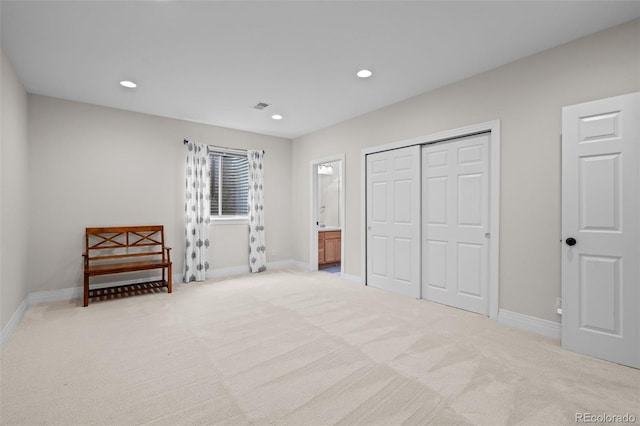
[209,149,249,219]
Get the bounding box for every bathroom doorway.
[310,154,345,274]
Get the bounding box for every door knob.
[565,237,577,246]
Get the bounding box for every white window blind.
[209,148,249,217]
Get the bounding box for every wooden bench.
[83,225,172,306]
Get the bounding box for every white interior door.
[562,92,639,368]
[422,134,490,315]
[366,146,420,298]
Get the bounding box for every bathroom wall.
[318,161,341,228]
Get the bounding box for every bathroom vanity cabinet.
[318,230,341,267]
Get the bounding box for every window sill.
[210,216,248,226]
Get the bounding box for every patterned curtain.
[183,140,210,282]
[248,150,266,273]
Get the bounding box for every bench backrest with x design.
[82,225,172,306]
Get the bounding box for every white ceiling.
[2,1,639,139]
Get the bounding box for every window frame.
[208,147,249,224]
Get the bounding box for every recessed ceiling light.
[271,114,283,120]
[119,80,137,88]
[356,69,373,78]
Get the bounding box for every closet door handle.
[565,237,577,246]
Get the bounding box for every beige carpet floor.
[1,269,639,425]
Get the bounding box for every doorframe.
[360,120,501,319]
[310,153,346,273]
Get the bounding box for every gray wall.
[27,95,292,293]
[290,19,640,322]
[1,48,29,331]
[3,19,639,333]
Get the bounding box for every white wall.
[27,95,292,292]
[6,18,639,330]
[1,48,29,331]
[290,19,640,322]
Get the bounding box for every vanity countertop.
[319,226,341,232]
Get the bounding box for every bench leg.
[83,275,89,307]
[167,265,172,293]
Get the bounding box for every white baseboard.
[287,260,311,271]
[0,296,29,350]
[498,309,561,340]
[341,273,362,283]
[23,272,183,306]
[205,265,250,279]
[267,259,302,271]
[201,259,308,280]
[2,288,82,349]
[202,260,313,279]
[28,287,82,305]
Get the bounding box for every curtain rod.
[183,139,264,155]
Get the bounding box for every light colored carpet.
[1,270,638,425]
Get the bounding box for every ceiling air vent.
[253,102,270,110]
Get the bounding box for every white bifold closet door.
[366,145,421,298]
[422,134,490,315]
